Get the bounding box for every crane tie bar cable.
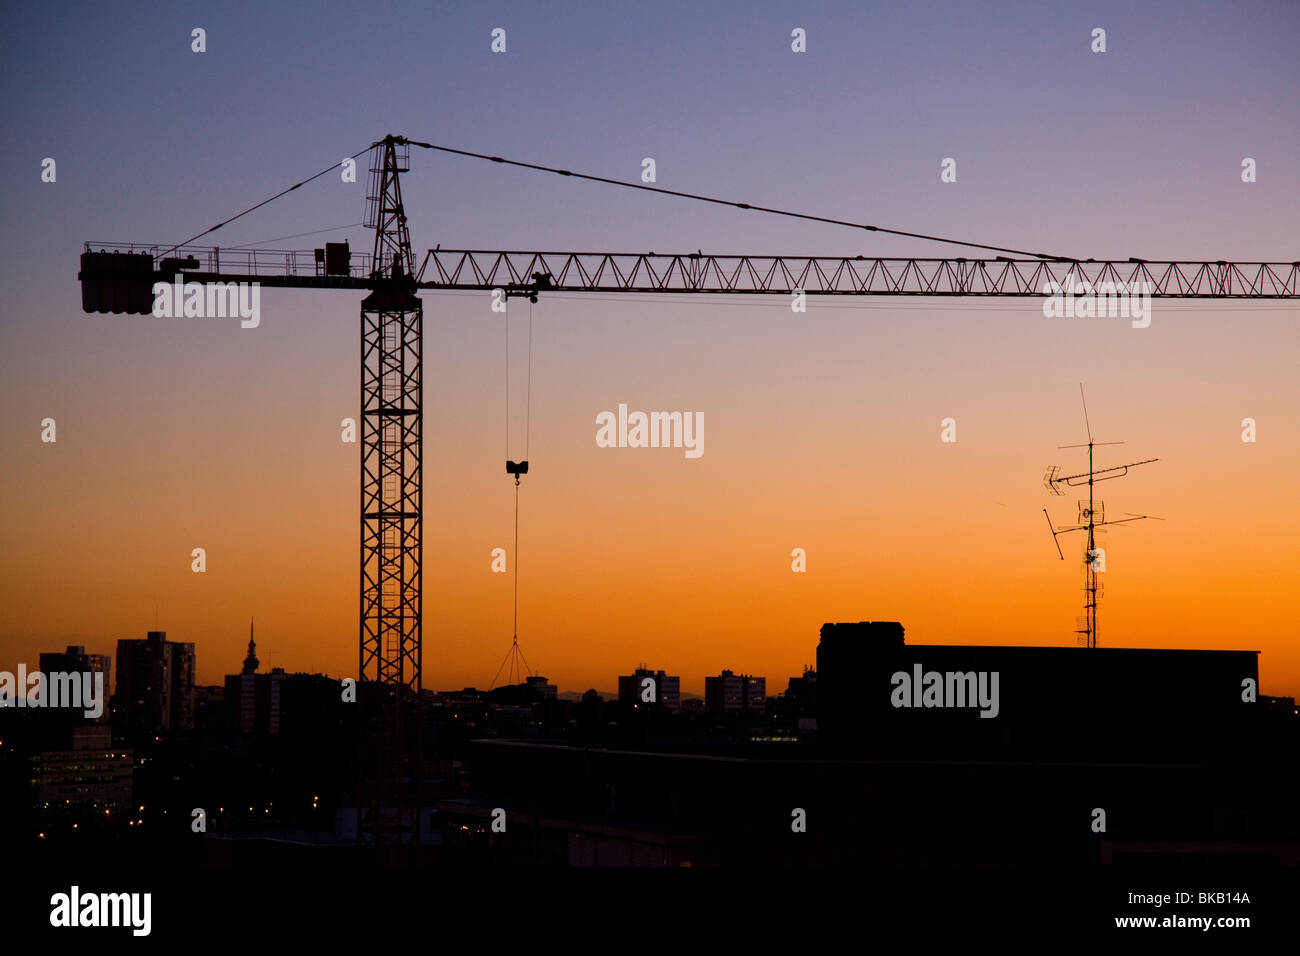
[404,138,1078,262]
[157,144,375,259]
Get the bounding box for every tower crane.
[77,134,1300,845]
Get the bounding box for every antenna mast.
[1042,385,1162,647]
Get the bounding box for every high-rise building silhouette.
[618,667,681,712]
[705,670,766,714]
[113,630,195,742]
[38,645,111,724]
[33,644,113,749]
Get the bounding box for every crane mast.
[358,137,422,846]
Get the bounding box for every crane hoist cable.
[504,297,534,484]
[493,300,534,688]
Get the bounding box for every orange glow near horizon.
[2,297,1298,700]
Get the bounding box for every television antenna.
[1042,385,1162,647]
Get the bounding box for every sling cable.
[491,298,535,689]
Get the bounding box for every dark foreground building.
[816,621,1262,761]
[429,621,1295,866]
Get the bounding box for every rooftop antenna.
[1042,384,1162,647]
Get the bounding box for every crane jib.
[80,246,1300,310]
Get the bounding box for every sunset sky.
[2,0,1297,699]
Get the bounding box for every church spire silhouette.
[242,617,259,674]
